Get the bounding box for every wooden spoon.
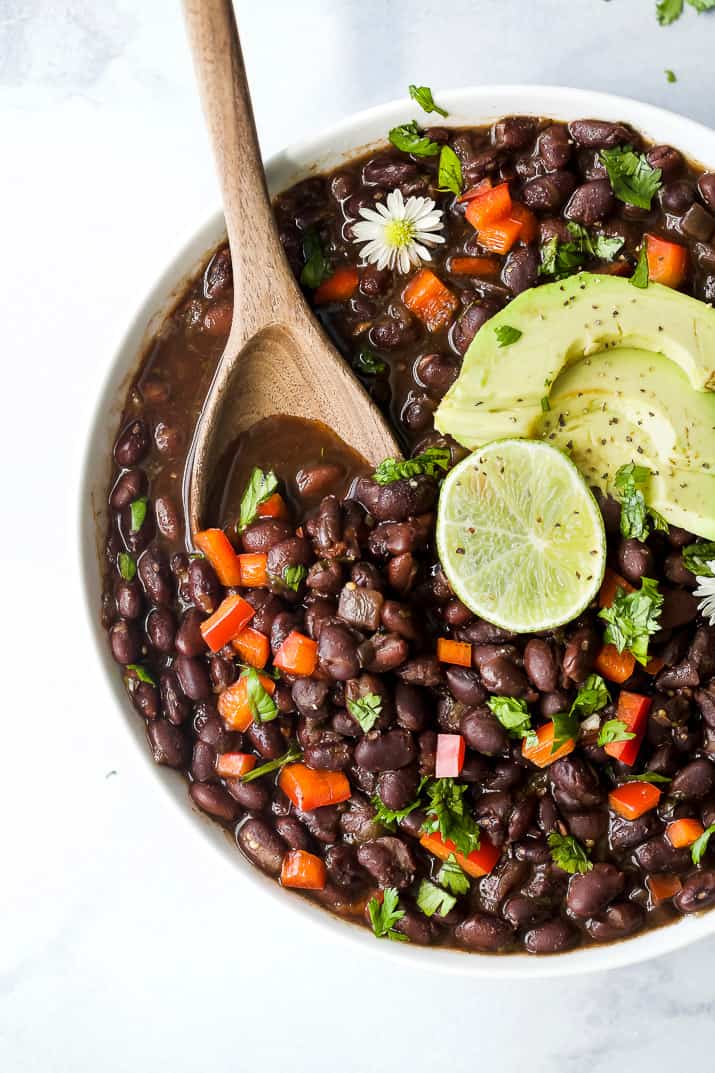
[182,0,400,537]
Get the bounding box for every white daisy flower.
[352,188,445,274]
[694,561,715,625]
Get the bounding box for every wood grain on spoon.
[182,0,400,538]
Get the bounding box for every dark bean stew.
[102,114,715,955]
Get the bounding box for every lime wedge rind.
[436,439,606,634]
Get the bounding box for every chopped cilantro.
[117,552,136,581]
[657,0,684,22]
[622,771,672,784]
[373,446,450,485]
[599,577,663,666]
[630,244,650,289]
[548,832,593,874]
[437,854,471,895]
[242,667,278,723]
[682,542,715,577]
[494,324,522,347]
[487,696,537,749]
[437,145,463,196]
[598,718,637,747]
[368,887,408,941]
[299,228,331,289]
[282,564,307,592]
[421,778,481,856]
[691,823,715,866]
[416,879,457,918]
[371,778,427,831]
[408,84,448,117]
[665,68,677,82]
[571,674,611,719]
[551,711,580,753]
[614,462,669,540]
[126,664,156,686]
[539,222,624,280]
[388,120,441,157]
[600,146,662,209]
[129,496,148,533]
[238,467,279,530]
[354,347,387,375]
[239,745,302,783]
[347,692,383,733]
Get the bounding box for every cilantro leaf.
[691,823,715,866]
[487,696,537,748]
[421,778,480,856]
[388,120,441,157]
[117,552,136,581]
[281,564,307,592]
[614,462,667,540]
[571,674,610,718]
[409,84,448,117]
[621,771,672,784]
[368,887,408,941]
[347,692,383,733]
[129,496,148,533]
[598,718,637,747]
[371,779,427,831]
[657,0,684,22]
[126,664,156,685]
[494,324,522,347]
[239,745,302,783]
[600,146,662,209]
[551,711,580,753]
[539,222,624,280]
[354,347,387,375]
[437,854,471,895]
[373,446,450,485]
[416,879,457,918]
[238,467,279,530]
[540,396,550,413]
[687,0,715,11]
[682,542,715,577]
[631,244,650,289]
[242,667,278,723]
[299,228,331,289]
[548,832,593,874]
[437,145,463,196]
[665,69,678,82]
[599,577,663,666]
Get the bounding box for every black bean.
[267,537,312,581]
[304,740,353,770]
[160,670,190,725]
[354,729,416,771]
[325,844,362,887]
[566,809,607,843]
[521,171,577,213]
[524,918,579,954]
[174,655,211,701]
[566,863,624,917]
[115,579,143,620]
[274,815,310,851]
[295,804,340,844]
[394,910,434,945]
[659,587,699,630]
[562,626,599,683]
[493,116,536,149]
[673,870,715,913]
[376,766,420,810]
[568,119,631,148]
[698,173,715,212]
[306,559,343,597]
[586,902,645,941]
[387,552,418,594]
[455,913,514,951]
[128,679,159,720]
[646,144,683,181]
[356,836,416,889]
[609,811,661,851]
[523,638,559,692]
[318,621,361,680]
[245,720,285,760]
[368,305,416,350]
[549,756,603,809]
[394,682,429,732]
[397,656,442,688]
[564,179,614,226]
[240,519,293,554]
[237,819,286,875]
[632,835,691,873]
[110,468,146,510]
[147,719,188,768]
[226,778,269,812]
[109,619,140,665]
[114,419,149,467]
[450,301,495,356]
[480,655,529,697]
[366,633,409,673]
[368,519,429,558]
[617,538,654,585]
[338,584,384,632]
[508,798,537,842]
[191,740,217,783]
[146,606,176,653]
[461,707,508,756]
[659,180,696,215]
[671,759,715,799]
[538,795,560,834]
[514,838,550,862]
[154,495,181,542]
[503,895,551,929]
[538,124,572,169]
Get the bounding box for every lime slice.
[436,439,606,633]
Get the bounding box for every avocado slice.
[435,272,715,538]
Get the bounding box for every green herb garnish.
[354,347,387,375]
[540,397,551,413]
[622,771,672,784]
[437,145,463,196]
[282,564,307,592]
[614,462,669,540]
[657,0,715,24]
[408,84,448,117]
[539,222,624,280]
[599,577,663,666]
[368,887,408,941]
[388,120,440,157]
[238,467,279,530]
[571,674,611,718]
[487,696,537,749]
[416,879,457,918]
[242,667,278,723]
[600,146,662,209]
[598,718,637,747]
[682,542,715,577]
[126,664,156,686]
[494,324,523,348]
[437,854,471,895]
[630,244,650,289]
[347,692,383,733]
[421,778,481,856]
[371,777,427,831]
[373,446,450,485]
[691,823,715,866]
[240,745,302,783]
[300,228,331,288]
[665,68,678,82]
[548,832,593,874]
[117,552,136,581]
[129,496,148,533]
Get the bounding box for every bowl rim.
[79,83,715,979]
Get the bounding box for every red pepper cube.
[604,690,651,766]
[435,733,466,778]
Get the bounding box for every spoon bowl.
[183,0,399,537]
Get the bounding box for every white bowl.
[80,84,715,978]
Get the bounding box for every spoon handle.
[183,0,296,339]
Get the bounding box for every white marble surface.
[3,1,715,1069]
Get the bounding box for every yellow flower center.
[384,217,415,249]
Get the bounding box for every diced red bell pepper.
[464,182,512,229]
[522,721,576,768]
[435,734,466,778]
[609,781,661,820]
[604,690,651,766]
[199,594,255,653]
[646,233,688,289]
[420,831,500,878]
